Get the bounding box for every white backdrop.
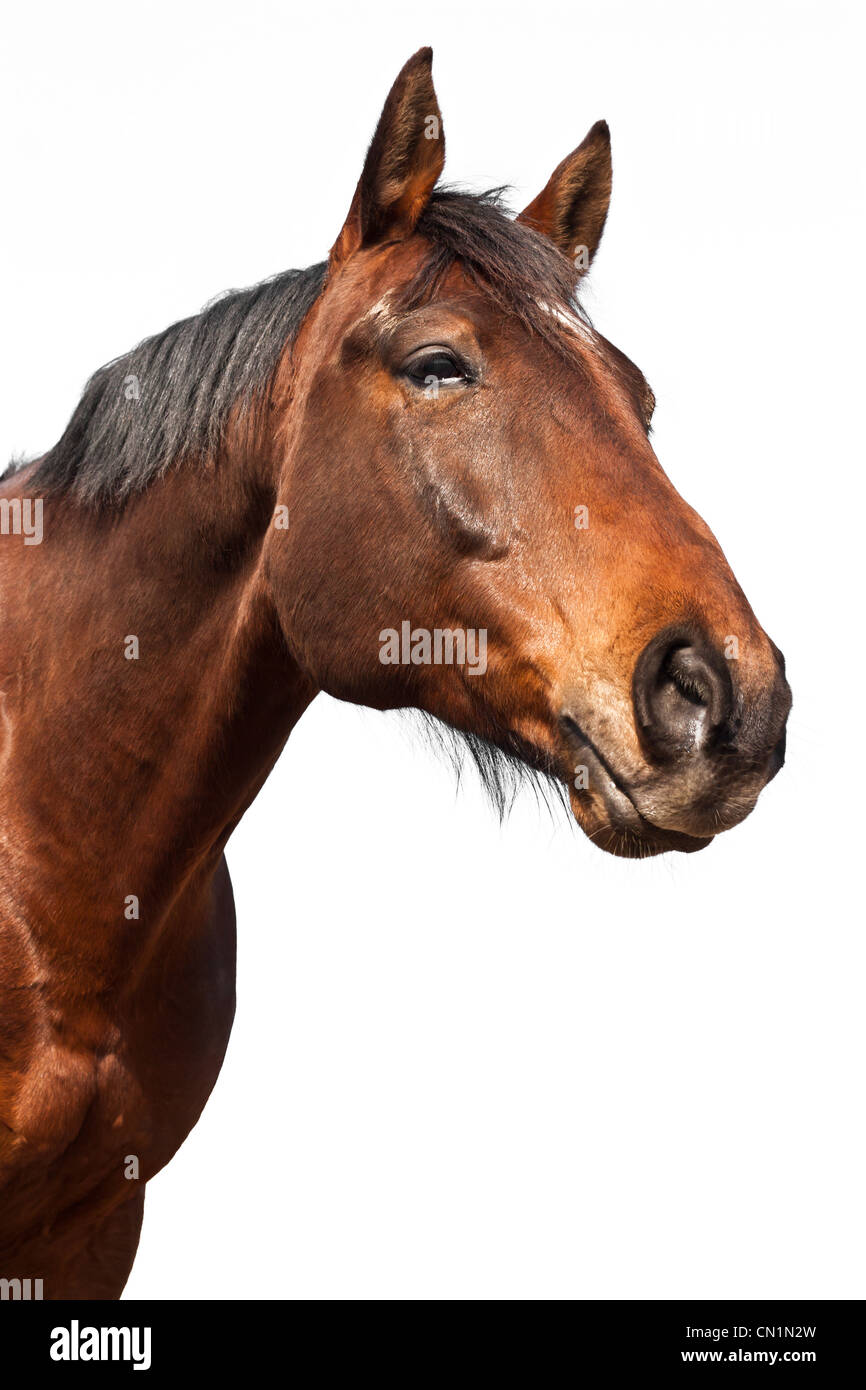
[2,0,863,1299]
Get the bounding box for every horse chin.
[567,786,713,859]
[560,719,714,857]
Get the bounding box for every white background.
[2,0,863,1299]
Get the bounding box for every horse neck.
[0,451,315,969]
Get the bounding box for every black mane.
[25,189,592,506]
[28,262,327,505]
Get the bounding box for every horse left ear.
[517,121,612,272]
[330,48,445,270]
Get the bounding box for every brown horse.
[0,49,790,1298]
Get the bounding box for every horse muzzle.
[561,623,791,856]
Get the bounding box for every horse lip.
[560,714,712,853]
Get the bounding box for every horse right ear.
[516,122,612,271]
[329,48,445,270]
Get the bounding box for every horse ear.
[330,48,445,269]
[516,121,612,272]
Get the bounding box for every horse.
[0,48,790,1298]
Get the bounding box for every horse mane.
[24,262,327,506]
[21,189,596,507]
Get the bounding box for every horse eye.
[404,350,468,388]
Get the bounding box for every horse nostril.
[633,628,733,760]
